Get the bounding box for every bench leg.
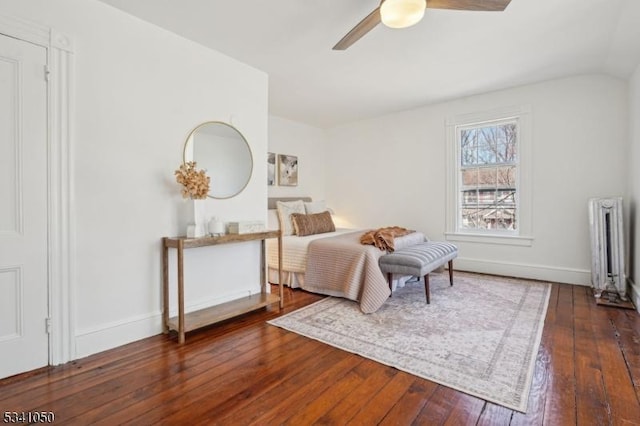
[423,274,430,304]
[448,260,454,286]
[387,273,393,296]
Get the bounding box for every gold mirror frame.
[182,121,253,200]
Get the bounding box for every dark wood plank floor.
[1,280,640,425]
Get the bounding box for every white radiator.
[588,197,627,301]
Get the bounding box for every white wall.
[268,115,326,202]
[326,75,628,285]
[0,0,268,358]
[628,64,640,309]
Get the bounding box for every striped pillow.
[291,211,335,237]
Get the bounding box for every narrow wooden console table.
[162,230,282,344]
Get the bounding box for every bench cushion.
[379,241,458,277]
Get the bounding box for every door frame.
[0,14,75,366]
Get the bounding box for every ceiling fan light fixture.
[380,0,426,29]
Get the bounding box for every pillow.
[267,209,280,230]
[276,200,305,236]
[291,211,335,237]
[304,200,327,214]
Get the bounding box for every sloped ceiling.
[98,0,640,128]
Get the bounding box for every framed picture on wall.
[267,152,276,186]
[278,154,298,186]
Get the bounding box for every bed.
[265,197,425,313]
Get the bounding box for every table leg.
[278,232,284,308]
[162,238,169,334]
[260,239,266,293]
[177,240,185,344]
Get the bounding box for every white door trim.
[0,14,75,365]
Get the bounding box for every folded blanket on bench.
[360,226,414,252]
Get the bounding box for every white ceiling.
[97,0,640,128]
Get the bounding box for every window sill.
[444,232,533,247]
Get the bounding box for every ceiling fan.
[333,0,512,50]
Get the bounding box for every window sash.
[455,118,520,235]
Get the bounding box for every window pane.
[461,208,479,229]
[496,125,507,145]
[499,123,517,162]
[476,130,494,163]
[462,189,478,204]
[461,188,478,230]
[461,169,478,186]
[496,165,516,187]
[477,126,494,145]
[478,189,496,205]
[486,205,515,230]
[477,145,496,164]
[461,128,476,166]
[477,168,497,187]
[462,147,477,166]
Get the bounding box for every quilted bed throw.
[303,231,424,313]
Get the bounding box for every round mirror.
[183,121,253,199]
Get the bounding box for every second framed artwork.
[267,152,276,186]
[275,153,298,186]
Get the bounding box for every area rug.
[268,271,550,412]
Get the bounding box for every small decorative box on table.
[162,230,283,344]
[227,220,265,234]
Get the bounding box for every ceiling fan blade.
[426,0,511,11]
[333,0,510,51]
[333,7,381,51]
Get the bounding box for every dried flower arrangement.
[174,161,210,199]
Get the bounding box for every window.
[459,120,517,232]
[445,106,532,246]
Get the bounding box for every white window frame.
[445,105,533,247]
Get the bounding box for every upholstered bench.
[379,241,458,304]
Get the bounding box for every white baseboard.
[454,257,591,286]
[75,311,163,359]
[73,288,261,359]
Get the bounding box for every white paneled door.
[0,34,49,379]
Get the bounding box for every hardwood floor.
[1,281,639,425]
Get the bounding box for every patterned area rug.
[268,271,550,412]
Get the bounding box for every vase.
[186,198,207,238]
[208,217,225,236]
